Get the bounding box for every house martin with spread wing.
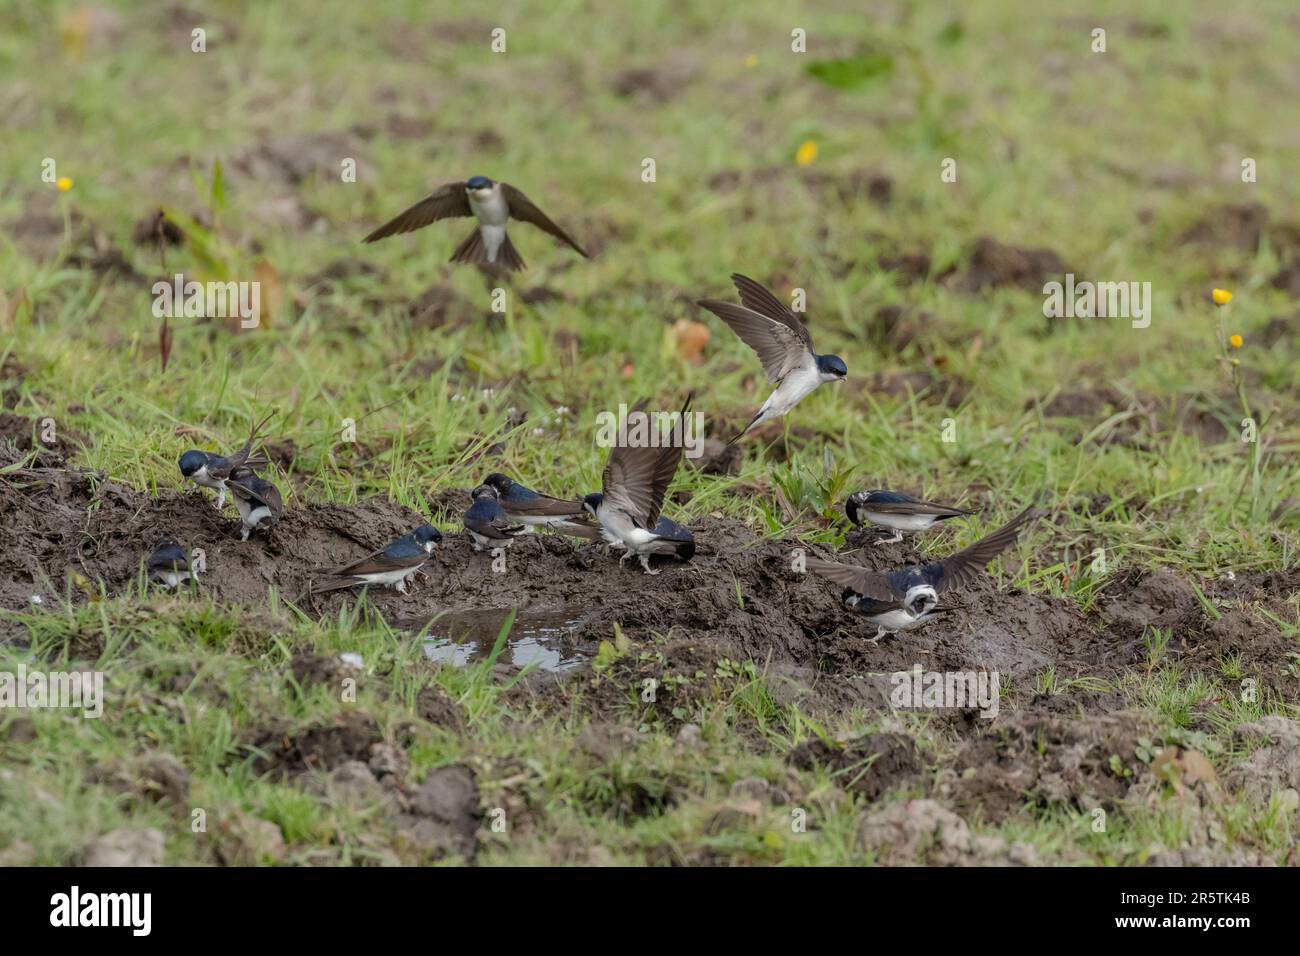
[806,503,1038,643]
[697,274,846,443]
[362,176,589,272]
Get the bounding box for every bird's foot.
[867,628,886,645]
[873,532,903,546]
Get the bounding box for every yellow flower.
[1211,288,1233,305]
[795,140,818,167]
[56,176,73,192]
[1229,334,1243,349]
[744,54,757,68]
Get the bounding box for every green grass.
[1,0,1299,865]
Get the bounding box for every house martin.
[806,503,1039,643]
[584,395,695,574]
[178,411,275,511]
[697,274,846,443]
[362,176,589,272]
[146,538,193,589]
[481,473,587,532]
[846,490,976,545]
[311,524,441,594]
[464,483,526,551]
[229,472,284,541]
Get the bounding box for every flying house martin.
[846,490,977,545]
[464,483,527,551]
[178,411,275,511]
[584,395,695,574]
[146,538,193,589]
[696,274,847,443]
[481,473,587,532]
[229,472,284,541]
[362,176,589,272]
[806,503,1039,643]
[311,524,442,594]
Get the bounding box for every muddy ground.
[3,405,1294,707]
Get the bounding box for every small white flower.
[555,405,571,416]
[339,652,364,669]
[29,594,43,605]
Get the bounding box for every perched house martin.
[229,472,284,541]
[806,504,1039,643]
[311,524,441,595]
[362,176,589,272]
[697,274,847,443]
[481,473,587,534]
[178,411,274,511]
[147,538,193,589]
[584,395,696,574]
[846,490,976,545]
[464,484,527,551]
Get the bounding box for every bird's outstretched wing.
[601,395,692,529]
[927,504,1038,594]
[501,183,589,256]
[730,274,814,351]
[805,557,897,602]
[362,182,472,243]
[696,298,811,384]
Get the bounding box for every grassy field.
[1,0,1298,866]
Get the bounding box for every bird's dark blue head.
[149,538,187,569]
[412,524,442,547]
[817,354,848,379]
[583,492,603,516]
[483,473,514,496]
[466,176,493,190]
[178,450,208,477]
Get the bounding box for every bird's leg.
[215,485,226,511]
[239,524,251,542]
[868,628,886,645]
[396,577,408,595]
[873,530,904,546]
[639,553,659,575]
[619,549,633,566]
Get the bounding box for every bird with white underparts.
[178,411,274,511]
[310,524,441,595]
[362,176,589,272]
[845,490,977,545]
[696,274,846,443]
[805,503,1039,643]
[584,395,696,574]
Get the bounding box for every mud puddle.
[415,608,587,673]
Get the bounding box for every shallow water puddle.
[420,607,587,673]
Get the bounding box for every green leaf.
[805,52,893,91]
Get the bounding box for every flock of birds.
[144,175,1040,643]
